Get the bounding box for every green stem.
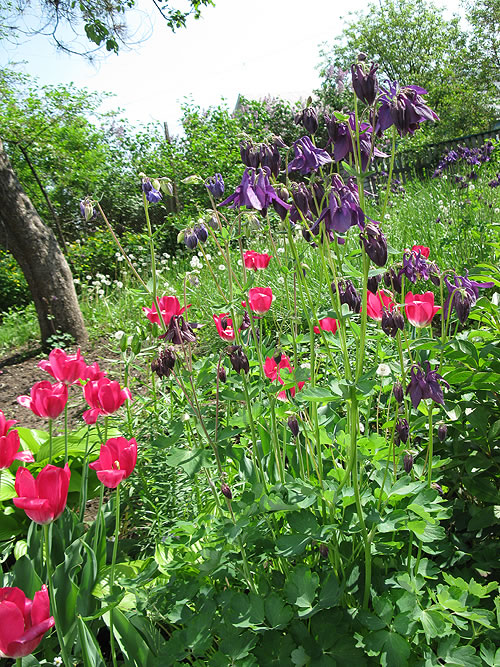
[64,402,68,465]
[43,524,72,667]
[427,406,434,488]
[109,485,121,667]
[48,418,53,464]
[381,126,397,220]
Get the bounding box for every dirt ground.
[0,339,121,431]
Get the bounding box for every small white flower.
[129,254,136,260]
[98,289,105,296]
[237,259,242,266]
[114,330,125,339]
[494,208,499,214]
[384,213,390,220]
[218,264,226,271]
[442,174,447,180]
[301,362,311,369]
[376,363,391,377]
[86,275,92,280]
[115,281,123,289]
[205,253,212,261]
[277,247,285,254]
[117,255,124,262]
[469,184,475,191]
[277,276,285,284]
[54,658,63,666]
[173,260,178,265]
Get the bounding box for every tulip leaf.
[17,427,48,454]
[0,468,15,501]
[35,427,121,463]
[77,615,106,667]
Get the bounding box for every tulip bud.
[221,482,232,500]
[287,415,299,437]
[437,423,447,441]
[395,417,409,444]
[217,364,227,383]
[403,452,413,473]
[184,230,198,250]
[393,381,404,404]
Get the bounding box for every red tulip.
[248,287,273,314]
[213,313,238,341]
[13,464,70,525]
[142,296,188,326]
[89,437,138,488]
[38,347,87,384]
[365,289,395,322]
[313,317,338,334]
[263,354,305,401]
[17,381,68,419]
[0,585,54,658]
[243,250,272,271]
[85,361,107,381]
[0,409,33,468]
[411,245,430,259]
[83,377,132,425]
[405,291,441,327]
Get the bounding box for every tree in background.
[317,0,498,142]
[0,0,214,55]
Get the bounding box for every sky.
[0,0,462,136]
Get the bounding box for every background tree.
[317,0,498,142]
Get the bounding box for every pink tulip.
[89,437,138,488]
[38,347,87,384]
[365,290,395,322]
[263,354,305,401]
[142,296,188,326]
[0,409,33,468]
[405,291,441,327]
[17,381,68,419]
[248,287,273,314]
[313,317,338,334]
[85,361,107,381]
[411,245,430,259]
[213,313,238,341]
[0,586,54,658]
[13,464,70,525]
[82,377,132,425]
[243,250,272,271]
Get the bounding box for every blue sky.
[0,0,461,135]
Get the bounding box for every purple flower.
[443,272,494,324]
[351,62,379,106]
[294,106,319,134]
[336,278,361,314]
[399,249,430,284]
[259,143,281,178]
[406,362,449,410]
[324,113,386,170]
[360,222,388,267]
[310,175,365,240]
[240,140,261,168]
[376,81,439,137]
[141,178,162,203]
[79,198,97,221]
[395,417,409,444]
[219,167,291,215]
[287,136,332,175]
[205,174,225,199]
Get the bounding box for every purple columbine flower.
[443,272,494,324]
[406,362,449,410]
[294,106,319,134]
[351,62,379,106]
[324,113,387,170]
[399,249,430,284]
[80,197,97,221]
[395,417,409,444]
[240,140,261,168]
[310,175,365,240]
[259,143,281,178]
[336,278,361,314]
[375,81,439,137]
[287,136,332,175]
[194,223,208,243]
[360,222,388,267]
[142,177,162,204]
[205,174,225,199]
[219,167,292,215]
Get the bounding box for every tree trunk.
[0,138,88,347]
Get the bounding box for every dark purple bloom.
[406,362,449,410]
[367,274,382,294]
[360,222,388,267]
[259,143,281,178]
[395,417,409,444]
[336,278,361,314]
[376,81,439,137]
[288,415,300,437]
[404,453,413,473]
[205,174,225,199]
[194,224,208,243]
[351,62,379,106]
[393,381,404,404]
[227,346,249,374]
[393,309,405,331]
[272,185,290,220]
[142,178,162,203]
[443,272,494,324]
[217,364,227,383]
[384,267,402,293]
[294,106,319,134]
[400,249,430,283]
[162,315,197,345]
[151,348,176,379]
[324,113,386,170]
[240,140,261,168]
[221,482,232,500]
[311,176,364,240]
[219,167,292,215]
[382,309,398,338]
[184,230,198,250]
[287,136,332,175]
[438,424,447,441]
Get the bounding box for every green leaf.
[298,385,342,402]
[77,616,106,667]
[264,592,294,628]
[276,533,311,557]
[164,446,213,476]
[419,609,448,640]
[284,564,319,614]
[366,630,410,666]
[0,468,16,501]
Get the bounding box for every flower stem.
[427,406,434,488]
[48,418,53,464]
[43,524,71,667]
[64,403,68,465]
[109,485,121,667]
